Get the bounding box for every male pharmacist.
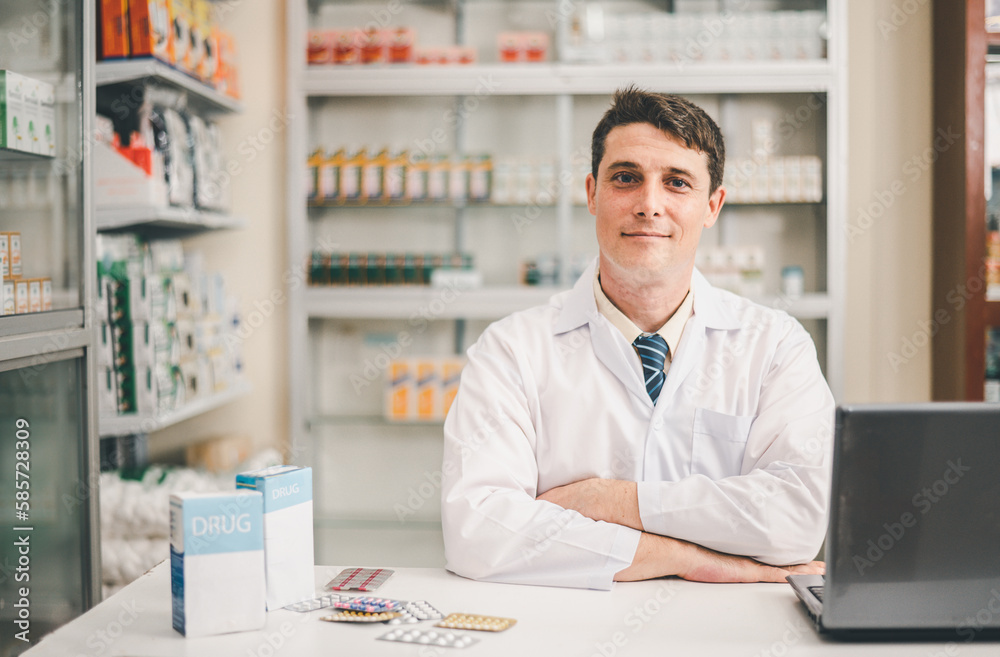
[440,87,833,590]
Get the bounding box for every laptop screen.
[824,403,1000,631]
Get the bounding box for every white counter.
[24,562,996,656]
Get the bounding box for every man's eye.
[666,178,690,189]
[612,172,637,184]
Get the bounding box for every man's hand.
[537,478,643,531]
[676,541,825,583]
[615,532,826,583]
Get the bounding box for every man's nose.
[634,181,664,218]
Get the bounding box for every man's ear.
[586,173,598,216]
[704,186,726,229]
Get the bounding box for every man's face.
[587,122,724,286]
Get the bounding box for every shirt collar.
[555,257,742,334]
[592,266,692,354]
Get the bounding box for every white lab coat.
[441,260,835,590]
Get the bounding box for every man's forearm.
[616,533,825,583]
[614,532,686,581]
[537,478,644,531]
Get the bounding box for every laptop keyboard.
[808,585,824,603]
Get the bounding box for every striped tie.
[633,334,669,403]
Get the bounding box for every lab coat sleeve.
[441,321,641,590]
[637,317,835,566]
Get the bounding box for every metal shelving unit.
[287,0,846,566]
[95,206,246,232]
[94,51,248,441]
[99,380,252,437]
[0,0,102,649]
[303,61,834,96]
[95,59,243,113]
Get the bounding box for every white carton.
[37,79,55,157]
[1,280,13,316]
[169,490,265,638]
[236,466,314,610]
[0,71,28,152]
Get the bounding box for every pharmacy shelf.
[0,309,85,340]
[305,286,830,321]
[748,293,831,320]
[96,205,246,232]
[95,59,242,113]
[304,61,834,97]
[308,414,445,427]
[0,146,54,162]
[98,379,252,437]
[306,285,560,320]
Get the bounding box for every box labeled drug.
[169,490,265,638]
[236,465,314,610]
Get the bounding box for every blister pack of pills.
[378,628,479,649]
[283,592,356,613]
[436,613,517,632]
[321,610,402,623]
[326,567,394,591]
[332,596,404,613]
[387,600,445,625]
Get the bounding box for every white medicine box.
[169,490,266,638]
[0,70,28,152]
[235,465,314,610]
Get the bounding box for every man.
[440,87,833,590]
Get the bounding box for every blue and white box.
[236,465,315,610]
[169,491,265,637]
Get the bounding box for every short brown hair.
[591,86,726,194]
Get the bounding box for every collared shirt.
[592,266,694,375]
[441,258,835,590]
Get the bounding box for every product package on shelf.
[497,31,549,63]
[97,234,244,420]
[308,148,493,207]
[695,245,766,298]
[519,253,591,287]
[307,26,475,66]
[987,215,999,301]
[94,101,231,212]
[308,251,474,287]
[97,0,241,99]
[1,70,56,155]
[987,328,1000,403]
[385,357,466,422]
[0,230,53,317]
[560,6,826,64]
[723,155,824,204]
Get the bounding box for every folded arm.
[441,328,641,590]
[540,325,835,567]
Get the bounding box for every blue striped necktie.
[633,334,669,403]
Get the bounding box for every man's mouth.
[621,231,669,238]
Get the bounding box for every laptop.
[788,403,1000,639]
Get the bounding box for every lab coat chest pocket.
[691,408,754,479]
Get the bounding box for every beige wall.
[150,1,290,457]
[844,0,934,402]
